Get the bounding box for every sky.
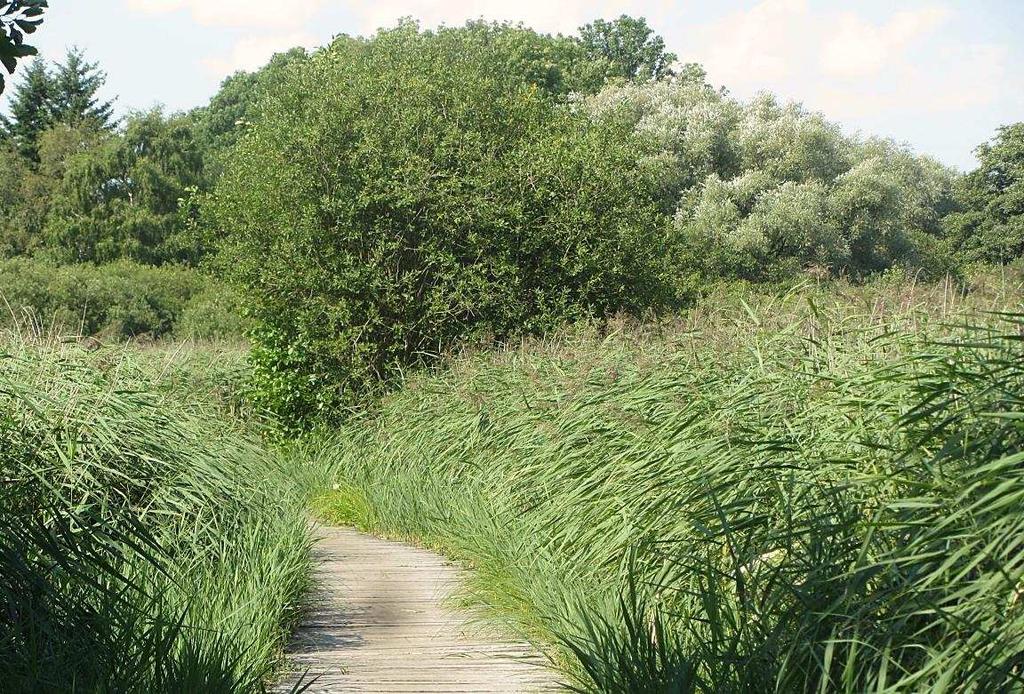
[3,0,1022,170]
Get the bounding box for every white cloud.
[820,7,951,79]
[815,41,1014,118]
[350,0,644,35]
[682,0,1009,123]
[202,32,317,76]
[125,0,325,28]
[683,0,815,88]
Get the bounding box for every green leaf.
[15,18,42,33]
[10,43,35,57]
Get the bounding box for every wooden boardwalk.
[275,526,558,693]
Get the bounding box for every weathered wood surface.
[275,527,558,693]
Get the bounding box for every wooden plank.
[274,526,558,693]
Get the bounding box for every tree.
[0,0,47,94]
[2,47,113,159]
[0,141,49,255]
[50,47,115,129]
[45,110,204,265]
[0,55,51,158]
[211,23,668,427]
[189,46,309,179]
[946,123,1024,263]
[578,15,676,83]
[449,21,607,95]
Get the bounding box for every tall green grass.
[315,275,1024,692]
[0,331,312,692]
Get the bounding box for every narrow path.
[276,526,558,693]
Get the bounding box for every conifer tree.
[50,47,114,129]
[0,56,52,159]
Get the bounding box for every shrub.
[211,22,669,427]
[587,83,959,284]
[175,283,251,341]
[0,256,237,339]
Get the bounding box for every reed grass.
[315,272,1024,692]
[0,330,312,692]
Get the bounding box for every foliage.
[0,56,50,158]
[188,47,309,180]
[49,46,115,129]
[174,281,251,340]
[587,85,960,289]
[578,15,677,83]
[1,47,112,159]
[314,275,1024,693]
[0,335,311,691]
[0,140,47,254]
[0,256,238,339]
[0,0,46,93]
[0,121,106,257]
[946,122,1024,263]
[44,109,205,264]
[212,22,669,427]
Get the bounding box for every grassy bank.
[315,274,1024,692]
[0,332,311,692]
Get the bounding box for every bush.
[587,84,959,284]
[0,256,238,339]
[212,22,669,428]
[175,283,251,341]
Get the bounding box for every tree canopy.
[0,15,1021,422]
[578,15,676,82]
[211,22,669,425]
[1,47,114,159]
[0,55,50,157]
[945,122,1024,263]
[50,48,115,129]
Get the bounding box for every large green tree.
[946,123,1024,263]
[2,47,113,159]
[50,47,115,129]
[0,56,51,158]
[45,110,204,264]
[212,22,668,426]
[578,15,676,82]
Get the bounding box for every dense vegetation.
[0,335,309,691]
[206,22,1020,421]
[316,274,1024,692]
[587,83,958,286]
[946,122,1024,263]
[1,19,1022,421]
[2,11,1024,693]
[0,256,246,339]
[211,24,669,427]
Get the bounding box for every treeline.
[1,18,1022,421]
[0,47,268,336]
